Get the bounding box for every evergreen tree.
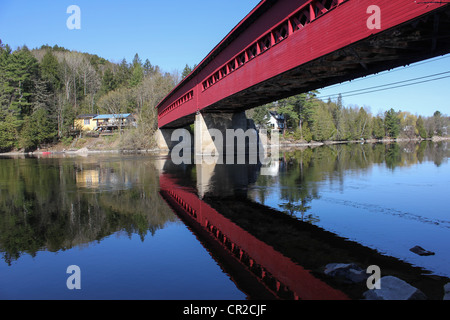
[277,99,298,135]
[130,54,144,87]
[100,68,118,94]
[130,64,144,87]
[0,47,39,117]
[250,104,271,128]
[40,50,61,91]
[181,64,193,79]
[384,108,400,138]
[0,111,21,151]
[432,110,443,136]
[143,59,155,76]
[116,58,131,87]
[20,108,56,150]
[372,116,385,139]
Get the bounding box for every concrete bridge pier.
[155,128,177,151]
[156,111,266,164]
[194,111,260,162]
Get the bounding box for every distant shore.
[1,136,449,157]
[278,136,450,148]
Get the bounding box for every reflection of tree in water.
[429,141,449,167]
[385,141,448,169]
[0,156,176,265]
[252,141,449,224]
[252,174,275,205]
[274,148,321,224]
[385,143,401,169]
[279,196,319,224]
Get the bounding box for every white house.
[267,111,284,130]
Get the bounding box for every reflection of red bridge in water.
[159,174,349,300]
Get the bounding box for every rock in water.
[444,283,450,300]
[409,245,435,256]
[363,276,427,300]
[323,263,368,284]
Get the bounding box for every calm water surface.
[0,141,449,299]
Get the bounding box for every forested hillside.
[0,40,178,152]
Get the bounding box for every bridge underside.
[164,5,450,129]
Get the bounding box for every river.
[0,141,448,300]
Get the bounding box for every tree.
[143,59,156,77]
[0,111,21,151]
[398,111,417,138]
[40,51,61,91]
[0,43,12,111]
[384,108,400,138]
[181,64,193,79]
[130,54,144,87]
[116,58,131,88]
[132,53,142,68]
[310,104,336,141]
[416,116,427,139]
[372,115,385,139]
[98,86,130,115]
[20,108,56,150]
[130,63,144,87]
[276,92,319,137]
[328,98,344,140]
[432,110,444,136]
[100,68,118,94]
[300,91,320,126]
[355,107,372,140]
[79,55,100,99]
[248,104,271,128]
[0,47,39,117]
[277,98,298,136]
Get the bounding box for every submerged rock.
[409,245,435,256]
[323,263,368,284]
[363,276,427,300]
[444,283,450,300]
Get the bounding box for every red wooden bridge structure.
[156,0,450,150]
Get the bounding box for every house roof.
[93,114,132,120]
[269,111,284,120]
[76,114,98,119]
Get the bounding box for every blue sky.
[0,0,449,117]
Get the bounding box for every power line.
[322,54,450,90]
[317,71,450,100]
[338,75,450,98]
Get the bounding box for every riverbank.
[1,135,449,157]
[279,135,450,148]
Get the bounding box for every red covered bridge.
[156,0,450,132]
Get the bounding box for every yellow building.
[76,170,100,188]
[74,114,98,131]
